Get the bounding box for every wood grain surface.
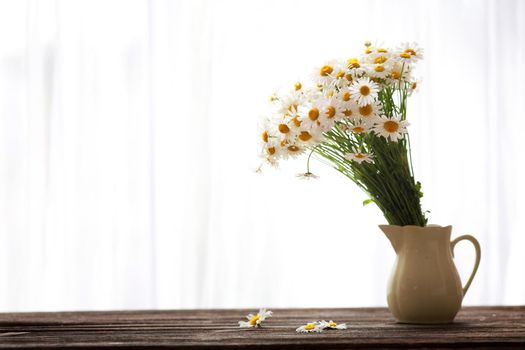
[0,306,524,349]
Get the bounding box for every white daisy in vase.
[345,151,375,164]
[346,57,366,78]
[387,62,411,83]
[318,97,345,128]
[260,138,281,166]
[296,172,319,180]
[270,116,298,143]
[367,63,391,79]
[319,320,348,330]
[407,79,421,96]
[275,90,305,115]
[330,62,352,88]
[338,99,358,120]
[296,127,324,146]
[312,60,339,87]
[366,51,393,67]
[349,77,380,106]
[238,308,273,328]
[348,119,371,134]
[296,322,324,333]
[355,100,383,123]
[298,99,326,131]
[396,42,424,63]
[280,141,306,160]
[373,116,409,142]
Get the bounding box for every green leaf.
[363,198,376,206]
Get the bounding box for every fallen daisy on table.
[296,320,347,333]
[238,308,273,328]
[320,320,347,330]
[296,322,325,333]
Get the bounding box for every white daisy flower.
[296,172,319,180]
[366,62,392,79]
[312,60,339,87]
[349,77,380,106]
[298,99,326,131]
[365,51,394,67]
[330,62,352,88]
[316,97,345,130]
[355,100,383,122]
[260,139,282,166]
[345,151,375,164]
[296,127,324,146]
[373,116,409,142]
[338,100,358,120]
[296,322,324,333]
[346,57,366,78]
[319,320,348,330]
[407,79,421,95]
[387,61,411,82]
[238,308,273,328]
[397,42,424,62]
[348,120,371,134]
[280,141,306,160]
[275,90,306,116]
[270,117,298,143]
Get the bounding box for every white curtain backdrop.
[0,0,524,312]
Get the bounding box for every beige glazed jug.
[379,224,481,324]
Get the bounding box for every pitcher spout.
[379,224,404,254]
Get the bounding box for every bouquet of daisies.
[258,42,428,227]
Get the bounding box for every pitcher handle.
[450,235,481,296]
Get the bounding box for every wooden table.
[0,306,523,349]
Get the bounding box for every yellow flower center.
[377,48,388,53]
[294,82,302,91]
[308,108,320,121]
[328,321,337,327]
[359,104,373,117]
[249,315,260,326]
[343,109,353,117]
[355,153,366,159]
[384,120,399,132]
[327,90,334,97]
[278,124,290,133]
[335,71,345,79]
[374,56,387,64]
[391,71,401,79]
[374,65,385,72]
[288,103,298,112]
[269,94,277,102]
[262,131,269,142]
[267,147,276,155]
[364,48,372,54]
[326,106,336,118]
[292,116,301,127]
[280,140,288,147]
[345,73,353,82]
[299,131,312,141]
[288,145,300,152]
[342,91,351,101]
[411,82,417,90]
[404,48,416,56]
[347,58,360,69]
[400,52,411,59]
[352,126,365,133]
[359,85,371,96]
[304,323,316,331]
[320,65,333,76]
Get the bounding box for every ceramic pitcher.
[379,224,481,324]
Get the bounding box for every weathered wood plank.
[0,307,523,349]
